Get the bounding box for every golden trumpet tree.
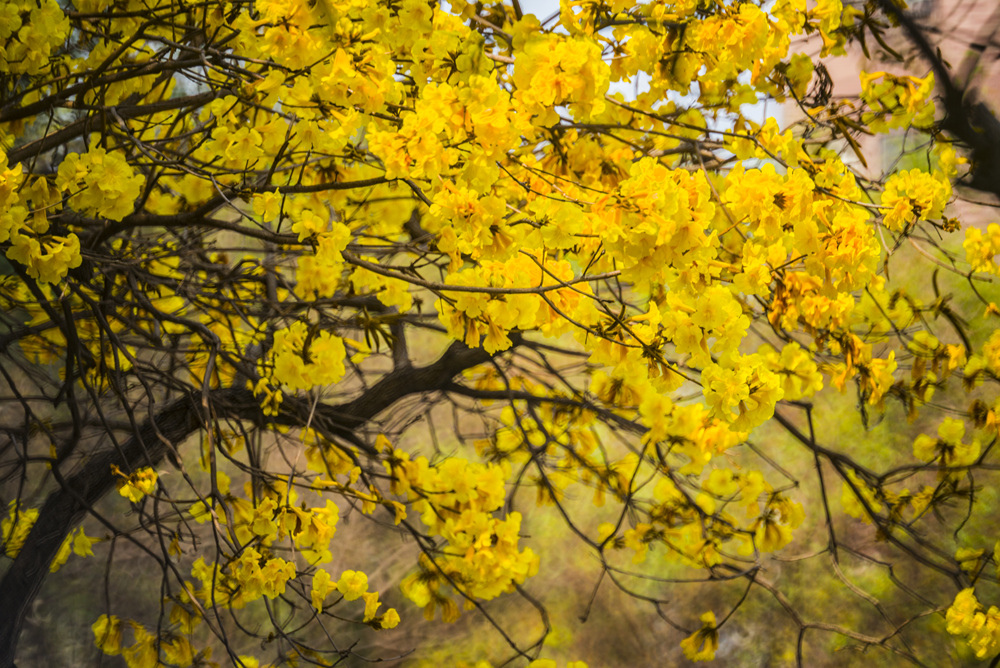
[0,0,999,665]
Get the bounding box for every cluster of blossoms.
[0,0,69,75]
[946,588,1000,659]
[389,451,539,622]
[964,223,1000,274]
[860,71,936,133]
[0,157,80,284]
[880,168,952,232]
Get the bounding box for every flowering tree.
[1,0,999,665]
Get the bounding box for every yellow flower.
[680,611,719,662]
[861,71,935,133]
[252,189,283,222]
[881,169,950,232]
[112,465,158,503]
[311,569,333,613]
[5,231,82,284]
[753,495,804,552]
[945,588,1000,659]
[956,547,986,574]
[377,608,400,630]
[270,322,347,391]
[964,224,1000,274]
[250,496,278,540]
[50,526,96,573]
[55,148,145,221]
[163,636,195,667]
[1,500,39,557]
[362,591,382,621]
[258,557,296,598]
[913,417,980,467]
[91,614,123,655]
[337,570,369,601]
[122,624,158,668]
[50,532,73,573]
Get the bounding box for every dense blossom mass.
[0,0,999,666]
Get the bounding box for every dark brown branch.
[0,337,507,668]
[6,91,225,167]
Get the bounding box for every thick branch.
[0,338,503,668]
[0,393,206,667]
[6,91,223,167]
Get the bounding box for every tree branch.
[0,337,506,667]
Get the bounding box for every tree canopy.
[2,0,1000,665]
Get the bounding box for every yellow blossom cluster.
[185,549,296,611]
[603,465,803,569]
[1,143,148,284]
[369,76,525,185]
[439,254,595,354]
[424,183,513,265]
[511,17,610,124]
[908,331,966,384]
[702,353,784,432]
[913,417,981,471]
[687,4,771,83]
[390,452,539,621]
[50,527,98,573]
[189,478,340,565]
[92,614,208,668]
[946,589,1000,660]
[840,469,936,525]
[349,260,414,312]
[311,568,400,628]
[964,223,1000,274]
[0,0,69,75]
[760,343,824,401]
[880,168,951,233]
[296,222,353,298]
[826,335,898,408]
[0,155,82,284]
[595,158,717,283]
[55,148,146,222]
[861,71,936,133]
[6,232,82,285]
[266,321,348,392]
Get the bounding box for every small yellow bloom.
[362,591,381,621]
[337,570,368,601]
[112,465,158,503]
[377,608,400,630]
[91,614,123,655]
[49,527,96,572]
[72,527,97,557]
[680,611,719,662]
[1,501,39,557]
[311,569,333,613]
